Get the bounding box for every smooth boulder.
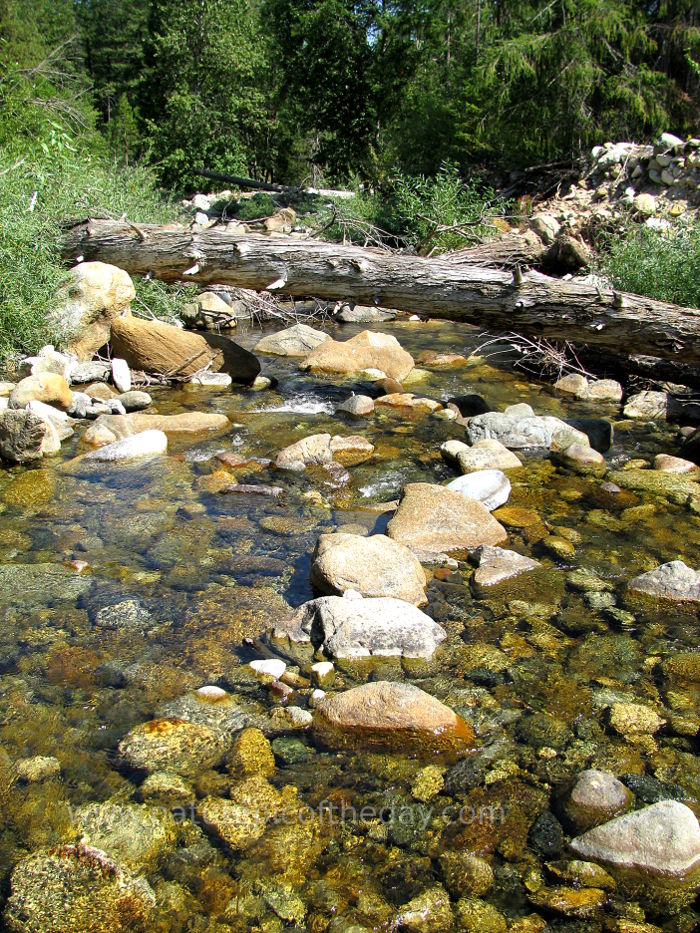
[310,533,427,605]
[9,373,73,411]
[446,469,511,511]
[387,482,508,556]
[83,429,168,462]
[53,261,136,361]
[82,411,230,447]
[628,561,700,603]
[110,315,260,383]
[254,323,329,356]
[336,304,396,323]
[300,329,414,381]
[466,404,589,451]
[314,681,474,757]
[274,593,446,659]
[275,433,374,471]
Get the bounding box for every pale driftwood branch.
[61,219,700,367]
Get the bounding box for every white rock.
[659,132,684,151]
[83,429,168,462]
[189,372,233,387]
[194,211,209,226]
[196,685,228,701]
[249,659,286,681]
[311,661,334,679]
[111,358,131,393]
[446,470,511,511]
[27,400,74,440]
[192,194,212,211]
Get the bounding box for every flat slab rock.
[466,403,589,451]
[300,329,415,381]
[570,800,700,878]
[387,482,508,556]
[254,323,329,356]
[446,469,511,511]
[83,429,168,462]
[273,592,445,659]
[310,532,427,605]
[275,433,374,471]
[628,560,700,603]
[314,680,474,757]
[470,545,540,591]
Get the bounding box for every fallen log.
[62,219,700,368]
[193,168,295,194]
[444,230,546,268]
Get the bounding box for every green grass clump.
[600,220,700,309]
[232,192,280,221]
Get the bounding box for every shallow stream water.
[0,318,698,931]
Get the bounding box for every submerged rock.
[75,801,177,872]
[446,469,511,511]
[466,404,589,450]
[0,563,91,608]
[310,532,427,605]
[395,885,454,932]
[254,323,329,356]
[387,482,508,556]
[569,800,700,880]
[273,593,446,659]
[300,329,415,381]
[564,769,634,831]
[313,681,474,757]
[82,411,229,446]
[470,545,540,592]
[3,844,155,933]
[628,560,700,603]
[117,718,227,776]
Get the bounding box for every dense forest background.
[2,0,698,190]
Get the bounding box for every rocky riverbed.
[0,313,698,932]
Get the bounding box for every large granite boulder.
[300,329,414,381]
[387,482,507,557]
[310,532,427,605]
[254,323,329,356]
[466,404,589,450]
[627,561,700,603]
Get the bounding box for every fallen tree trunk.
[193,168,296,194]
[444,230,546,268]
[62,219,700,367]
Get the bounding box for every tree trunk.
[61,219,700,368]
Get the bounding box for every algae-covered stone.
[3,844,156,933]
[75,801,177,871]
[198,796,266,851]
[439,852,493,898]
[2,470,56,508]
[609,702,665,736]
[0,562,91,609]
[411,765,444,802]
[117,717,226,776]
[628,561,700,603]
[227,727,275,777]
[395,885,454,932]
[609,469,700,504]
[455,897,507,933]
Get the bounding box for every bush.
[600,220,700,309]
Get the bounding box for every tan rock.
[556,443,606,475]
[609,702,665,736]
[300,329,414,381]
[457,439,523,473]
[81,411,229,447]
[110,315,260,383]
[9,373,73,412]
[654,454,699,474]
[387,482,508,556]
[310,533,427,605]
[54,261,135,361]
[375,393,442,411]
[329,434,374,466]
[314,681,474,757]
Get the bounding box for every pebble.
[249,659,286,681]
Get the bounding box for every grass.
[599,219,700,309]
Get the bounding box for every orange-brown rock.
[300,330,414,381]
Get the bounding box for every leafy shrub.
[599,220,700,309]
[231,192,279,220]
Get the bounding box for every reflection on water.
[0,318,698,930]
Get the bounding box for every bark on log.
[193,168,295,194]
[444,230,546,268]
[62,219,700,368]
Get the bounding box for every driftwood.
[193,168,296,195]
[62,219,700,368]
[445,230,546,268]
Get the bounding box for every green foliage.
[600,221,700,309]
[232,193,279,221]
[0,5,177,366]
[131,278,199,325]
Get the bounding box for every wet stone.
[565,769,634,831]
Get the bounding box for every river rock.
[554,374,622,402]
[83,429,168,461]
[609,702,665,736]
[654,453,698,474]
[555,443,606,475]
[75,801,177,872]
[458,439,523,472]
[395,885,454,932]
[111,357,131,393]
[337,303,397,323]
[18,345,75,382]
[0,410,48,464]
[110,314,260,383]
[446,469,511,511]
[254,323,329,356]
[0,563,91,608]
[329,434,374,465]
[14,756,61,783]
[53,261,136,361]
[627,560,700,603]
[565,769,634,831]
[375,392,442,411]
[568,417,613,452]
[470,545,540,592]
[82,411,229,446]
[117,717,227,775]
[198,796,267,851]
[387,482,508,556]
[310,533,427,605]
[623,390,670,420]
[275,433,374,470]
[117,390,152,412]
[466,404,589,450]
[314,681,474,756]
[9,373,73,411]
[337,394,375,417]
[27,400,74,440]
[3,844,156,933]
[300,329,415,381]
[440,439,470,466]
[569,800,700,880]
[274,593,445,659]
